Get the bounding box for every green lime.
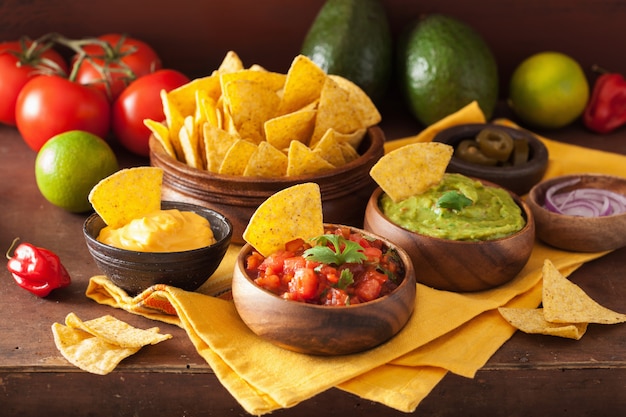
[509,51,590,129]
[35,130,119,213]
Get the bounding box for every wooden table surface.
[2,102,626,416]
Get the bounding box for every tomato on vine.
[72,33,162,101]
[112,69,189,157]
[15,75,110,151]
[0,37,68,126]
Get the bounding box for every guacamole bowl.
[231,224,416,356]
[433,123,548,195]
[527,173,626,252]
[363,180,535,292]
[150,126,385,244]
[83,201,232,295]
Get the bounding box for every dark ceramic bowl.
[527,173,626,252]
[364,182,535,293]
[149,126,385,244]
[231,224,416,356]
[83,200,232,294]
[433,123,549,195]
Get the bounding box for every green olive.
[455,139,499,166]
[476,128,514,161]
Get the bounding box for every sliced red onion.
[543,178,626,217]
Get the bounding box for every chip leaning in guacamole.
[380,173,525,241]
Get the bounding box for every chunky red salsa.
[245,226,405,306]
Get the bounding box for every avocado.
[398,14,499,126]
[301,0,392,102]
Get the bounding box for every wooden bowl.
[83,201,232,295]
[149,126,385,244]
[364,185,535,292]
[527,174,626,252]
[433,123,549,195]
[231,225,416,356]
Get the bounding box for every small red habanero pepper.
[6,238,71,297]
[583,69,626,134]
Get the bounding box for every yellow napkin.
[85,101,626,415]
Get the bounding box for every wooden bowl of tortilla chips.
[147,52,385,243]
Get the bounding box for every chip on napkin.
[51,313,171,375]
[498,259,626,339]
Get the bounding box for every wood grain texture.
[364,186,536,292]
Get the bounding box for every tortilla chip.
[243,141,288,177]
[52,313,171,375]
[278,54,327,115]
[167,75,221,117]
[287,140,335,176]
[88,167,163,228]
[338,141,360,164]
[52,322,140,375]
[264,108,317,150]
[219,139,258,176]
[219,69,286,94]
[144,119,176,158]
[203,122,240,172]
[160,89,185,161]
[309,76,363,147]
[542,259,626,324]
[222,79,280,144]
[332,127,367,150]
[369,142,453,202]
[179,115,203,169]
[313,130,346,167]
[217,50,245,74]
[64,313,171,348]
[328,74,381,127]
[243,182,324,257]
[498,307,588,340]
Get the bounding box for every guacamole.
[379,173,525,241]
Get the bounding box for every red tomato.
[0,39,68,126]
[74,34,162,101]
[15,75,110,151]
[111,69,189,156]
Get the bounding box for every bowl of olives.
[433,123,549,195]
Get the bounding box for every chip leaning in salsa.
[244,225,405,306]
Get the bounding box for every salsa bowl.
[231,224,416,356]
[527,173,626,252]
[83,200,232,295]
[364,180,535,292]
[433,123,548,195]
[150,126,385,244]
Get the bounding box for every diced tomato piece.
[354,270,387,302]
[283,256,307,275]
[317,264,340,284]
[363,246,383,263]
[323,287,351,306]
[288,267,318,301]
[255,274,281,292]
[245,251,265,272]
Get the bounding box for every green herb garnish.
[436,191,473,211]
[337,269,354,289]
[303,234,367,265]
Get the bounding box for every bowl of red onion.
[527,173,626,252]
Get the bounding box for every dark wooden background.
[1,0,623,100]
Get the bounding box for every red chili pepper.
[583,68,626,134]
[6,238,71,297]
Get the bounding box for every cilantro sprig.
[436,191,473,211]
[303,234,367,266]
